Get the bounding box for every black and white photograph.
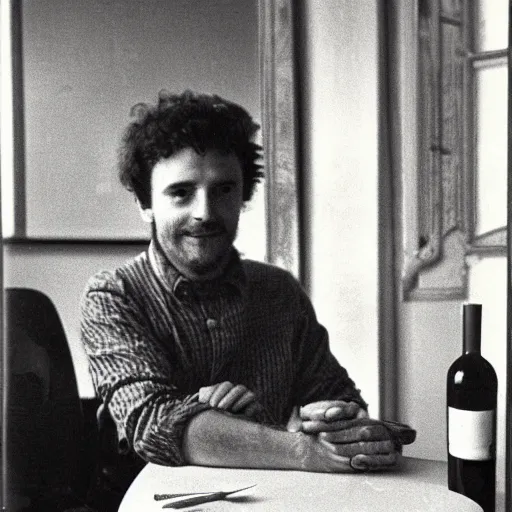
[0,1,510,512]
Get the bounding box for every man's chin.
[184,261,225,280]
[159,237,235,280]
[182,250,233,279]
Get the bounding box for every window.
[399,0,509,299]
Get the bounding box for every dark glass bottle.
[447,303,497,512]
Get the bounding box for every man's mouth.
[184,231,225,238]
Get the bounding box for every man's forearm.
[182,409,305,470]
[182,408,401,473]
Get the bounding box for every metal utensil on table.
[159,484,256,509]
[155,492,211,501]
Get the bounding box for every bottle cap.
[462,303,482,353]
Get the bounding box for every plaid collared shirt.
[80,242,367,466]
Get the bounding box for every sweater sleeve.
[291,288,368,411]
[80,272,209,466]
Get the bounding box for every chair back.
[4,287,84,507]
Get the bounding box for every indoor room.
[1,1,510,511]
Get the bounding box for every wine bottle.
[447,303,497,512]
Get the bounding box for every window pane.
[474,0,509,52]
[474,60,507,236]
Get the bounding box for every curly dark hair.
[118,90,264,208]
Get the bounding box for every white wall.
[299,0,380,417]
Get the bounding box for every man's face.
[140,147,244,281]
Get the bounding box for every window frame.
[398,0,509,301]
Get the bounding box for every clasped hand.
[198,384,400,473]
[198,381,262,417]
[288,401,401,472]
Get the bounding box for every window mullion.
[468,48,509,63]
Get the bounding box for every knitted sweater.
[80,242,366,465]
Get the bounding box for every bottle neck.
[463,303,482,354]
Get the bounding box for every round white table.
[118,457,483,511]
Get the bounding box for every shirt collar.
[147,239,246,299]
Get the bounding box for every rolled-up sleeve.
[80,272,209,466]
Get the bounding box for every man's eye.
[219,184,234,194]
[171,188,190,199]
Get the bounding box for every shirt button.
[206,318,217,329]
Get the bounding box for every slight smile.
[185,232,225,238]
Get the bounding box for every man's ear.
[137,200,154,223]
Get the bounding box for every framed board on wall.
[2,0,260,243]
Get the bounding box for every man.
[81,90,413,487]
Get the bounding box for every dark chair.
[4,287,96,512]
[86,402,145,512]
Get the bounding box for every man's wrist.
[290,431,313,471]
[259,422,312,470]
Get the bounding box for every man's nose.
[192,190,214,221]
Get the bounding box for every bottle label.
[448,407,495,460]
